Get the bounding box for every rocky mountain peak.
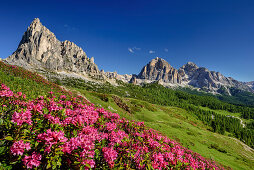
[187,61,196,65]
[30,18,42,28]
[24,18,42,33]
[149,57,171,70]
[6,18,102,78]
[181,62,199,72]
[137,57,181,83]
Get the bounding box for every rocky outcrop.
[6,18,102,78]
[137,57,181,83]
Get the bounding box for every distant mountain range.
[131,57,253,94]
[4,18,254,94]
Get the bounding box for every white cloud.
[149,50,155,54]
[128,47,141,53]
[128,48,134,53]
[133,47,141,50]
[164,48,169,52]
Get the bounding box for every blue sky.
[0,0,254,82]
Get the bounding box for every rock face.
[135,58,253,93]
[6,18,101,78]
[105,71,132,83]
[244,81,254,90]
[180,62,253,92]
[137,57,181,83]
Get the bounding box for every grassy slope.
[70,88,254,170]
[0,70,52,99]
[1,65,253,169]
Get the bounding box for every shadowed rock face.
[6,18,101,77]
[136,58,253,93]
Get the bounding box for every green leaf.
[5,136,13,141]
[73,130,77,136]
[35,141,39,147]
[57,160,62,166]
[95,149,100,159]
[85,164,91,168]
[23,129,29,134]
[46,161,51,169]
[0,119,3,125]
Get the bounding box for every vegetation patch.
[91,92,109,102]
[112,95,131,113]
[209,144,228,154]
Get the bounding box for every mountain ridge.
[128,57,253,94]
[4,18,253,95]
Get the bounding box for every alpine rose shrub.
[0,84,225,169]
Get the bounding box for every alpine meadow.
[1,1,254,169]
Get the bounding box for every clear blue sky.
[0,0,254,82]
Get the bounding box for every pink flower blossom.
[108,130,128,145]
[105,122,117,131]
[60,95,67,100]
[17,91,22,97]
[10,140,31,156]
[102,147,118,168]
[23,152,42,169]
[37,129,68,153]
[12,109,32,126]
[82,159,95,169]
[0,85,14,97]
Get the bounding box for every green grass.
[73,89,254,170]
[0,70,53,99]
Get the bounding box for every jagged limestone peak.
[137,57,181,84]
[6,18,102,78]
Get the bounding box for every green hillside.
[0,61,253,169]
[57,77,254,147]
[68,89,254,170]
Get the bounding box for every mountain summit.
[6,18,101,77]
[137,57,181,83]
